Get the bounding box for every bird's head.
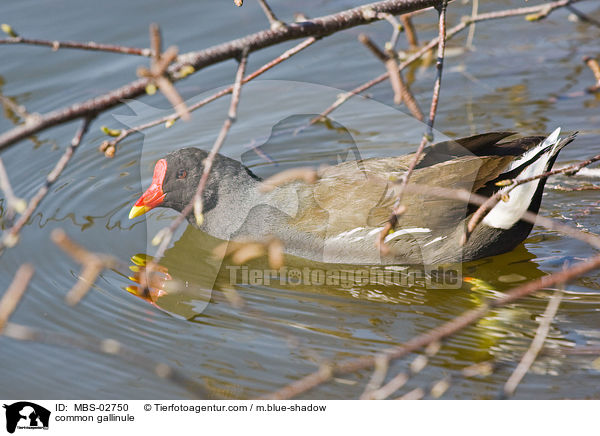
[129,148,208,219]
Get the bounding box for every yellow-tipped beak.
[129,205,150,219]
[130,158,168,219]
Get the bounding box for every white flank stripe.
[367,227,385,236]
[384,227,431,243]
[345,227,364,236]
[423,236,446,247]
[330,227,365,241]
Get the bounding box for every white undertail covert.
[482,127,562,229]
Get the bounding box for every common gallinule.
[129,128,575,265]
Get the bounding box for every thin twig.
[0,36,151,56]
[503,290,563,398]
[566,4,600,28]
[50,229,119,306]
[386,48,424,118]
[0,116,94,251]
[465,0,478,50]
[311,31,440,125]
[397,387,425,400]
[0,94,30,121]
[257,0,284,29]
[423,0,448,142]
[525,4,554,21]
[386,55,405,104]
[150,48,249,272]
[258,167,319,192]
[464,193,503,243]
[191,48,249,222]
[554,184,600,191]
[0,264,34,334]
[359,354,389,399]
[378,0,448,253]
[377,12,403,50]
[430,376,451,398]
[137,24,190,121]
[358,33,424,117]
[367,371,409,400]
[358,33,389,63]
[583,56,600,93]
[366,341,441,399]
[401,15,419,50]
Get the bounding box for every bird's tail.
[482,128,576,229]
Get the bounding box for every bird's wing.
[287,133,547,236]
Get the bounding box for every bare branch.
[0,94,30,121]
[259,167,320,192]
[0,116,94,251]
[150,23,162,60]
[424,0,448,140]
[378,0,448,253]
[257,0,285,30]
[191,48,249,224]
[397,387,425,400]
[0,36,151,56]
[358,34,424,117]
[566,4,600,28]
[0,0,447,151]
[50,229,119,306]
[377,12,403,49]
[0,264,34,334]
[554,184,600,191]
[139,24,190,121]
[503,290,563,398]
[367,372,408,400]
[365,341,441,399]
[359,33,389,63]
[430,376,451,398]
[150,47,250,270]
[401,15,419,49]
[360,354,389,399]
[583,56,600,93]
[525,4,555,21]
[386,49,423,117]
[465,0,478,50]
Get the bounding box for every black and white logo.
[3,402,50,434]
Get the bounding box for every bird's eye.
[176,169,187,179]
